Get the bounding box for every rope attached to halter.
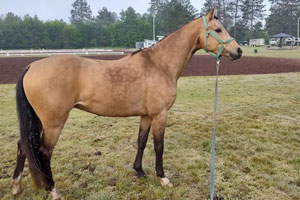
[200,16,230,199]
[210,59,220,200]
[202,16,234,61]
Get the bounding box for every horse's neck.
[150,19,201,82]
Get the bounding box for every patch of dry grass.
[0,73,299,199]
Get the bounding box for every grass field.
[0,72,299,199]
[240,46,300,59]
[195,46,300,59]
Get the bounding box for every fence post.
[297,17,299,49]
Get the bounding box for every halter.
[202,16,234,60]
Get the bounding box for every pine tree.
[228,0,243,39]
[0,13,24,49]
[200,0,217,15]
[70,0,92,24]
[96,7,118,27]
[154,0,198,35]
[109,7,152,47]
[266,0,300,36]
[201,0,232,29]
[241,0,265,39]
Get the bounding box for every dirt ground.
[0,55,299,84]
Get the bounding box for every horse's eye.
[215,28,222,33]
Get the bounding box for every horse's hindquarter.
[23,55,84,125]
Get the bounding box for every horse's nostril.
[237,47,243,57]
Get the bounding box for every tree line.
[0,0,299,49]
[201,0,300,43]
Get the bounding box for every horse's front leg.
[151,110,173,187]
[133,115,151,177]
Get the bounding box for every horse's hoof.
[12,185,23,195]
[136,171,146,178]
[160,177,173,187]
[12,179,23,195]
[50,187,62,200]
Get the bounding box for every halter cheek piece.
[202,16,234,60]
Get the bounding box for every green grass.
[195,46,300,59]
[239,46,300,59]
[1,73,300,199]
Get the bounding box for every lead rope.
[210,59,220,200]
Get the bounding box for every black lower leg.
[134,127,150,177]
[39,145,55,191]
[154,133,165,178]
[13,140,26,179]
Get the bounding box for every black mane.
[131,49,143,55]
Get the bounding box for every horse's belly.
[75,99,147,117]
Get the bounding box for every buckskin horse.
[12,8,242,199]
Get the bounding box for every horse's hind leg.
[133,116,151,177]
[12,140,26,195]
[40,125,65,200]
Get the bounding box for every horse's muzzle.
[230,47,243,60]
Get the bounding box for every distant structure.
[239,41,248,46]
[270,33,295,47]
[135,39,156,49]
[135,35,165,49]
[249,38,265,47]
[157,35,164,41]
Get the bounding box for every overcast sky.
[0,0,269,23]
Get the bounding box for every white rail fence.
[0,49,124,57]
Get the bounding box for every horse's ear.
[206,7,217,21]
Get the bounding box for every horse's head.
[199,7,242,60]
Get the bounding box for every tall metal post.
[150,1,157,42]
[153,13,156,41]
[297,17,300,49]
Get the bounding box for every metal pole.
[150,1,156,42]
[153,13,156,41]
[297,17,300,49]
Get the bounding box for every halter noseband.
[202,16,234,61]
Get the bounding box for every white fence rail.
[0,49,124,57]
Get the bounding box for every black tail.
[16,67,46,188]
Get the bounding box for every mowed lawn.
[0,72,300,199]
